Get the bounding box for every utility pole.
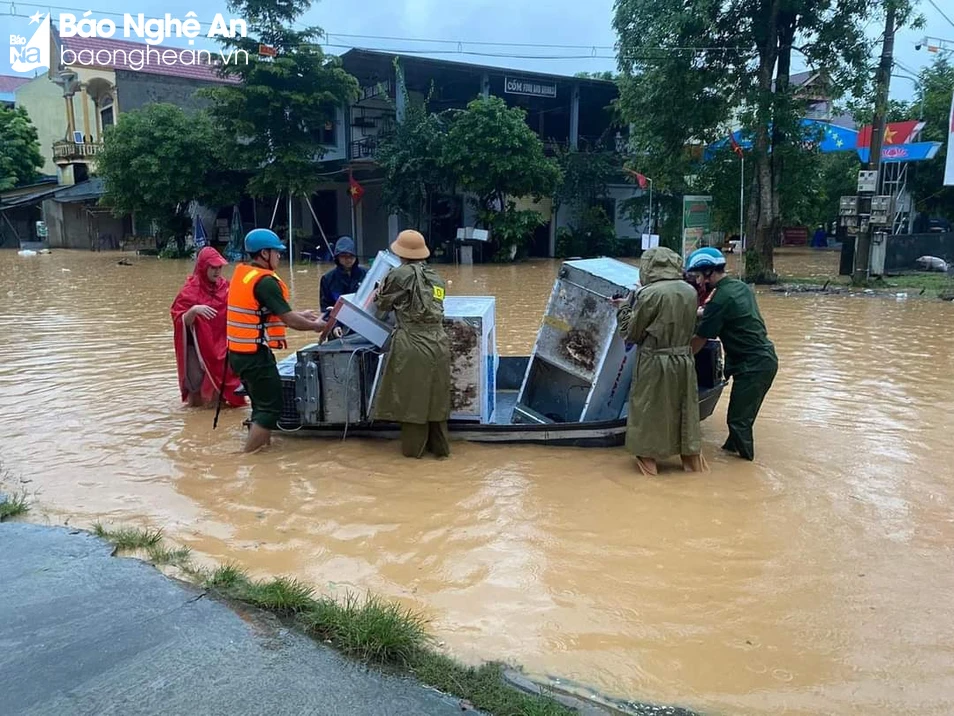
[853,2,896,284]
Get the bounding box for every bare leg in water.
[635,456,658,476]
[681,454,709,472]
[244,423,271,453]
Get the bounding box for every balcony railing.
[52,140,104,163]
[349,136,379,161]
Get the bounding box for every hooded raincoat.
[372,262,452,425]
[319,236,368,311]
[616,247,701,459]
[171,247,244,407]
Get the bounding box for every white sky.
[3,0,952,104]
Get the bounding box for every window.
[318,119,336,146]
[100,96,114,129]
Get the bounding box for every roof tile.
[0,75,31,93]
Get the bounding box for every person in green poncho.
[688,247,778,462]
[613,246,707,476]
[372,230,452,458]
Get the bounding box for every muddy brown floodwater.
[3,248,954,715]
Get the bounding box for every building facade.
[12,32,235,249]
[306,50,643,259]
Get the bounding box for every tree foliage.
[908,57,954,221]
[444,96,561,210]
[205,0,358,197]
[443,96,561,260]
[556,205,618,258]
[0,106,43,191]
[97,103,240,243]
[553,144,621,257]
[554,145,618,212]
[613,0,918,281]
[375,75,451,229]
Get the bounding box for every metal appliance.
[292,337,382,426]
[443,296,497,423]
[513,258,641,424]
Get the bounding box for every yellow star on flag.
[883,126,897,144]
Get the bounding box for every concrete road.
[0,523,464,716]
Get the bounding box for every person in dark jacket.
[320,236,368,316]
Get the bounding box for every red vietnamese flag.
[729,132,744,157]
[856,120,924,148]
[625,168,649,190]
[348,172,365,205]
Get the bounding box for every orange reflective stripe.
[226,263,289,353]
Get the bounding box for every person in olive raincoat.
[613,247,707,476]
[372,230,452,458]
[688,247,778,462]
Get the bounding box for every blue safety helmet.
[685,247,727,272]
[244,228,286,254]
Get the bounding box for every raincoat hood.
[170,246,243,407]
[191,247,228,294]
[334,236,357,257]
[640,247,684,285]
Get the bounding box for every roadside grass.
[302,592,431,665]
[146,544,192,566]
[199,563,575,715]
[408,652,573,716]
[87,530,579,715]
[92,523,165,551]
[0,460,32,521]
[0,491,30,521]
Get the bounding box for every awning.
[0,186,59,210]
[53,177,106,203]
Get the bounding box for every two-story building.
[13,31,238,249]
[299,49,644,259]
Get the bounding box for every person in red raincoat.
[171,247,245,408]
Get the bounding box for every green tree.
[375,74,451,230]
[614,0,918,282]
[553,145,620,257]
[909,57,954,221]
[574,71,617,81]
[97,103,240,251]
[205,0,358,198]
[0,106,43,191]
[443,96,561,260]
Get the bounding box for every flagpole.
[349,168,357,255]
[739,155,745,278]
[287,192,295,299]
[648,178,653,235]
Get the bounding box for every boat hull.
[276,383,724,448]
[272,349,726,448]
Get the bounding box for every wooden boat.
[272,342,726,448]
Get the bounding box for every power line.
[11,2,748,57]
[321,44,618,60]
[925,0,954,33]
[322,31,617,51]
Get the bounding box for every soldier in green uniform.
[688,248,778,461]
[372,230,452,458]
[613,247,707,476]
